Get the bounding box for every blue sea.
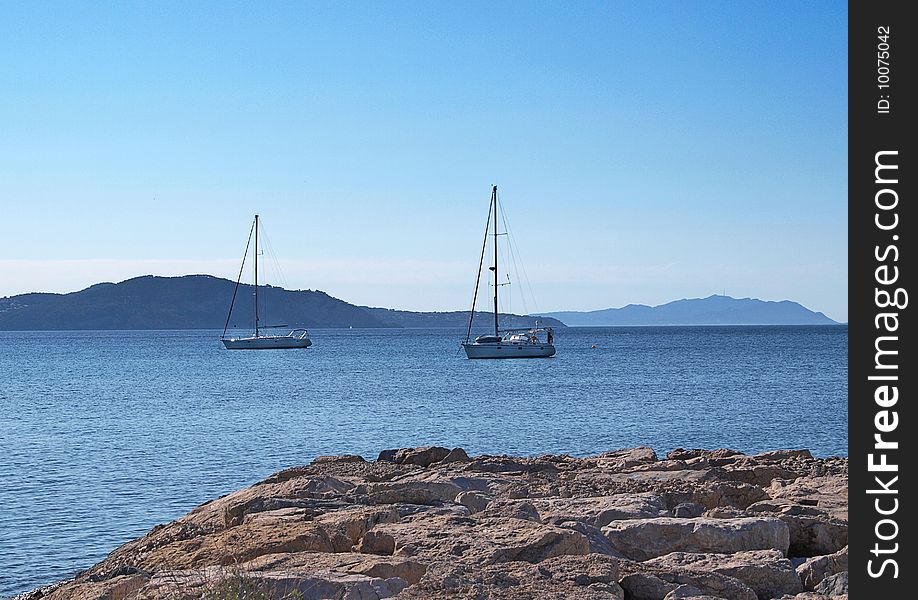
[0,326,847,597]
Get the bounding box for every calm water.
[0,326,847,597]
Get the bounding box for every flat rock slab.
[397,555,626,599]
[241,551,428,585]
[359,514,591,565]
[533,492,669,527]
[593,446,659,470]
[619,568,759,600]
[146,566,408,600]
[647,549,803,598]
[602,517,790,561]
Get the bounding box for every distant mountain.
[0,275,563,331]
[538,295,838,326]
[363,307,563,330]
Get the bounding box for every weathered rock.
[552,519,625,557]
[673,503,706,518]
[704,506,747,519]
[796,546,847,590]
[406,472,492,492]
[602,517,790,561]
[507,484,531,499]
[220,473,358,527]
[401,447,451,467]
[41,574,149,600]
[720,463,801,487]
[224,498,283,528]
[398,556,626,599]
[366,480,464,506]
[748,479,847,559]
[454,490,490,513]
[391,502,470,521]
[480,519,593,565]
[538,553,623,587]
[667,448,744,464]
[779,515,847,558]
[463,455,560,474]
[534,492,669,527]
[618,573,678,600]
[85,565,150,582]
[145,566,409,600]
[620,563,759,600]
[30,447,846,600]
[242,551,428,585]
[314,506,401,545]
[477,499,541,522]
[358,530,397,555]
[377,446,451,467]
[767,475,848,522]
[693,481,769,510]
[655,571,758,600]
[311,454,366,465]
[580,468,712,493]
[15,581,70,600]
[664,584,724,599]
[814,571,847,596]
[746,501,825,518]
[647,549,803,598]
[439,447,471,463]
[594,446,659,471]
[630,458,711,473]
[359,514,590,566]
[351,559,427,586]
[377,449,400,462]
[754,449,813,461]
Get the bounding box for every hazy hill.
[363,307,563,330]
[0,278,833,330]
[539,295,838,326]
[0,275,562,331]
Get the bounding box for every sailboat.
[462,185,555,359]
[221,214,312,349]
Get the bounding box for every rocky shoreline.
[21,446,847,600]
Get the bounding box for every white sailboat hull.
[222,335,312,350]
[462,342,555,359]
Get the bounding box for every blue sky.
[0,1,848,320]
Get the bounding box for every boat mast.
[254,214,260,338]
[222,218,256,340]
[465,192,493,344]
[492,185,499,337]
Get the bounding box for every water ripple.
[0,326,847,597]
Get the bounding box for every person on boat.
[547,328,553,344]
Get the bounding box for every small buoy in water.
[591,344,598,349]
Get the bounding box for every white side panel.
[462,343,555,359]
[222,336,312,350]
